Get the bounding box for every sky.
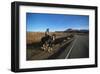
[26,13,89,32]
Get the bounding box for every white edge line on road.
[65,38,77,59]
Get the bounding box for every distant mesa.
[64,28,89,33]
[55,28,89,33]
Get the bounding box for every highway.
[27,34,89,60]
[48,34,89,59]
[67,34,89,59]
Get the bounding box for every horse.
[41,34,56,52]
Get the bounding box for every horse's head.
[52,34,56,40]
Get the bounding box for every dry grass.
[27,32,71,44]
[27,32,44,44]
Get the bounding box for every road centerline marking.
[65,37,77,59]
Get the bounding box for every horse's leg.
[45,42,48,51]
[43,44,46,51]
[41,44,45,51]
[48,42,53,52]
[48,46,51,53]
[50,43,53,51]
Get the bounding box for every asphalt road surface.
[49,34,89,59]
[67,34,89,59]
